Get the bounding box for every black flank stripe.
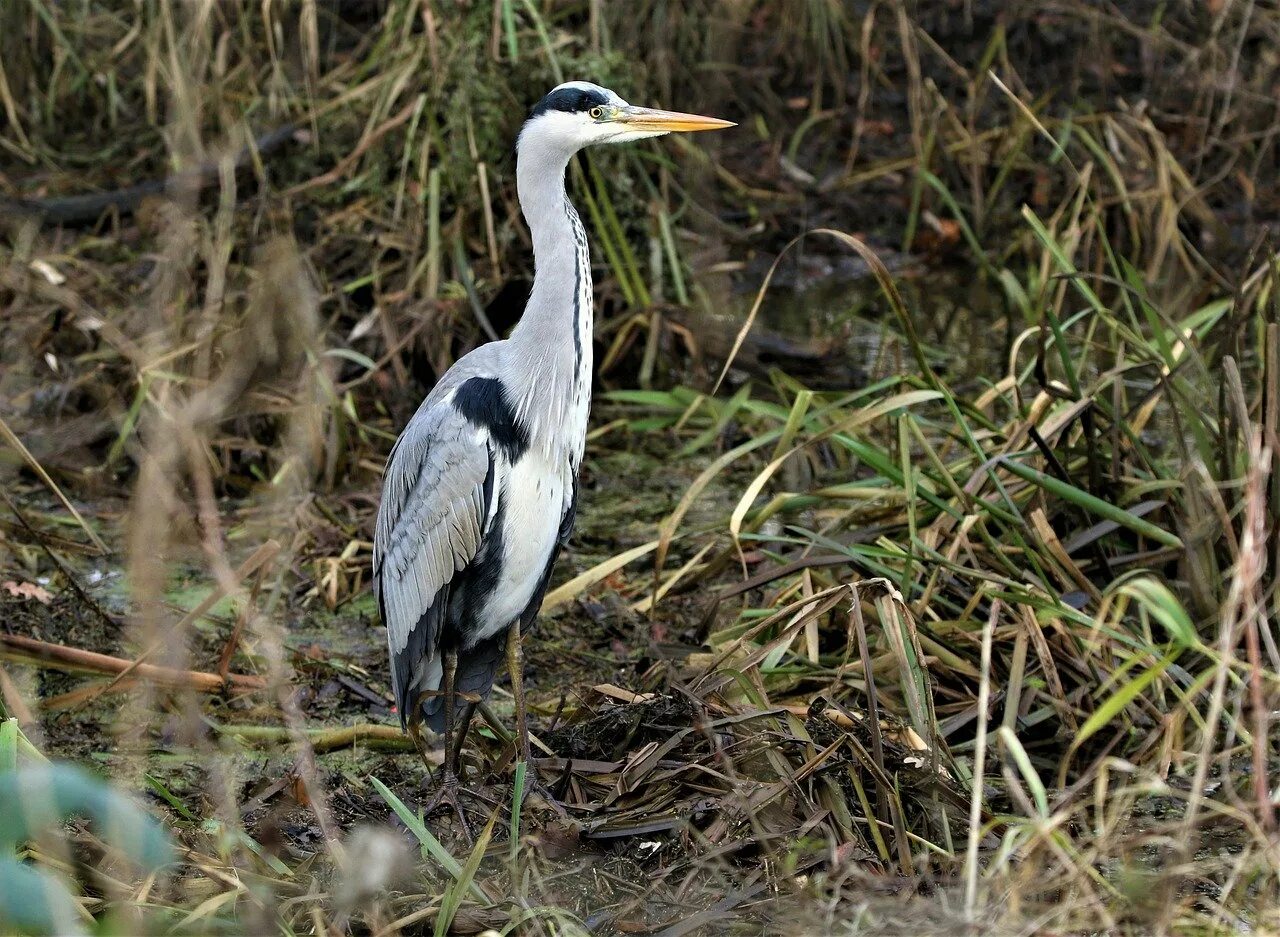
[450,490,507,647]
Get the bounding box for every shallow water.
[712,249,1013,392]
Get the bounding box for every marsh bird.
[374,81,732,825]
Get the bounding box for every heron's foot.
[513,761,569,820]
[421,770,475,843]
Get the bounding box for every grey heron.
[374,81,732,829]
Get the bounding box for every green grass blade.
[656,207,688,305]
[999,457,1183,549]
[997,727,1049,817]
[143,773,198,822]
[435,813,497,937]
[1075,654,1174,747]
[509,761,526,863]
[1113,576,1197,648]
[0,719,15,775]
[500,0,518,61]
[370,775,486,900]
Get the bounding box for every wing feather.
[374,402,494,728]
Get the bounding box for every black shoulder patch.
[453,376,529,461]
[528,85,609,120]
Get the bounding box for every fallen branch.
[214,722,414,753]
[0,633,266,693]
[76,540,281,709]
[38,678,141,712]
[0,124,300,226]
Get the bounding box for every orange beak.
[612,106,736,133]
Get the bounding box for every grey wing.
[374,403,495,730]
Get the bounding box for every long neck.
[508,141,594,462]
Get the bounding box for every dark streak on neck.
[568,199,583,383]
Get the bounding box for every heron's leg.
[505,624,567,816]
[505,623,532,764]
[440,650,458,773]
[421,649,474,842]
[450,700,478,779]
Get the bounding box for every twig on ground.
[73,540,283,712]
[214,722,415,753]
[0,633,265,694]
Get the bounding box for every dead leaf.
[29,259,66,286]
[289,772,312,808]
[591,683,657,705]
[2,581,52,604]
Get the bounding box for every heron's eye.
[589,106,604,120]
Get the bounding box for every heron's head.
[518,81,734,157]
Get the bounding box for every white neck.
[507,136,593,466]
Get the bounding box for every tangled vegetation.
[1,1,1278,934]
